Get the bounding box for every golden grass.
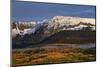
[12,48,96,66]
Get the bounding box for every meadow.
[12,44,96,66]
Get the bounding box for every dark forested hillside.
[39,30,96,44]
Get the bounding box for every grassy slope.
[12,47,96,66]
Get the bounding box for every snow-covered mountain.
[18,21,36,26]
[12,21,37,37]
[46,16,95,30]
[39,16,95,35]
[12,16,96,47]
[12,16,96,38]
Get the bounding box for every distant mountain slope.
[45,16,95,32]
[39,30,96,44]
[12,16,95,38]
[12,30,96,48]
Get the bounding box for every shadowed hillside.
[12,30,96,48]
[39,30,96,44]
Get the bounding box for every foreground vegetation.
[12,47,96,66]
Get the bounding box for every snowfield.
[12,16,96,37]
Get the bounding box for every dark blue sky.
[12,0,96,21]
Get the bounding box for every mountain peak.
[52,16,80,20]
